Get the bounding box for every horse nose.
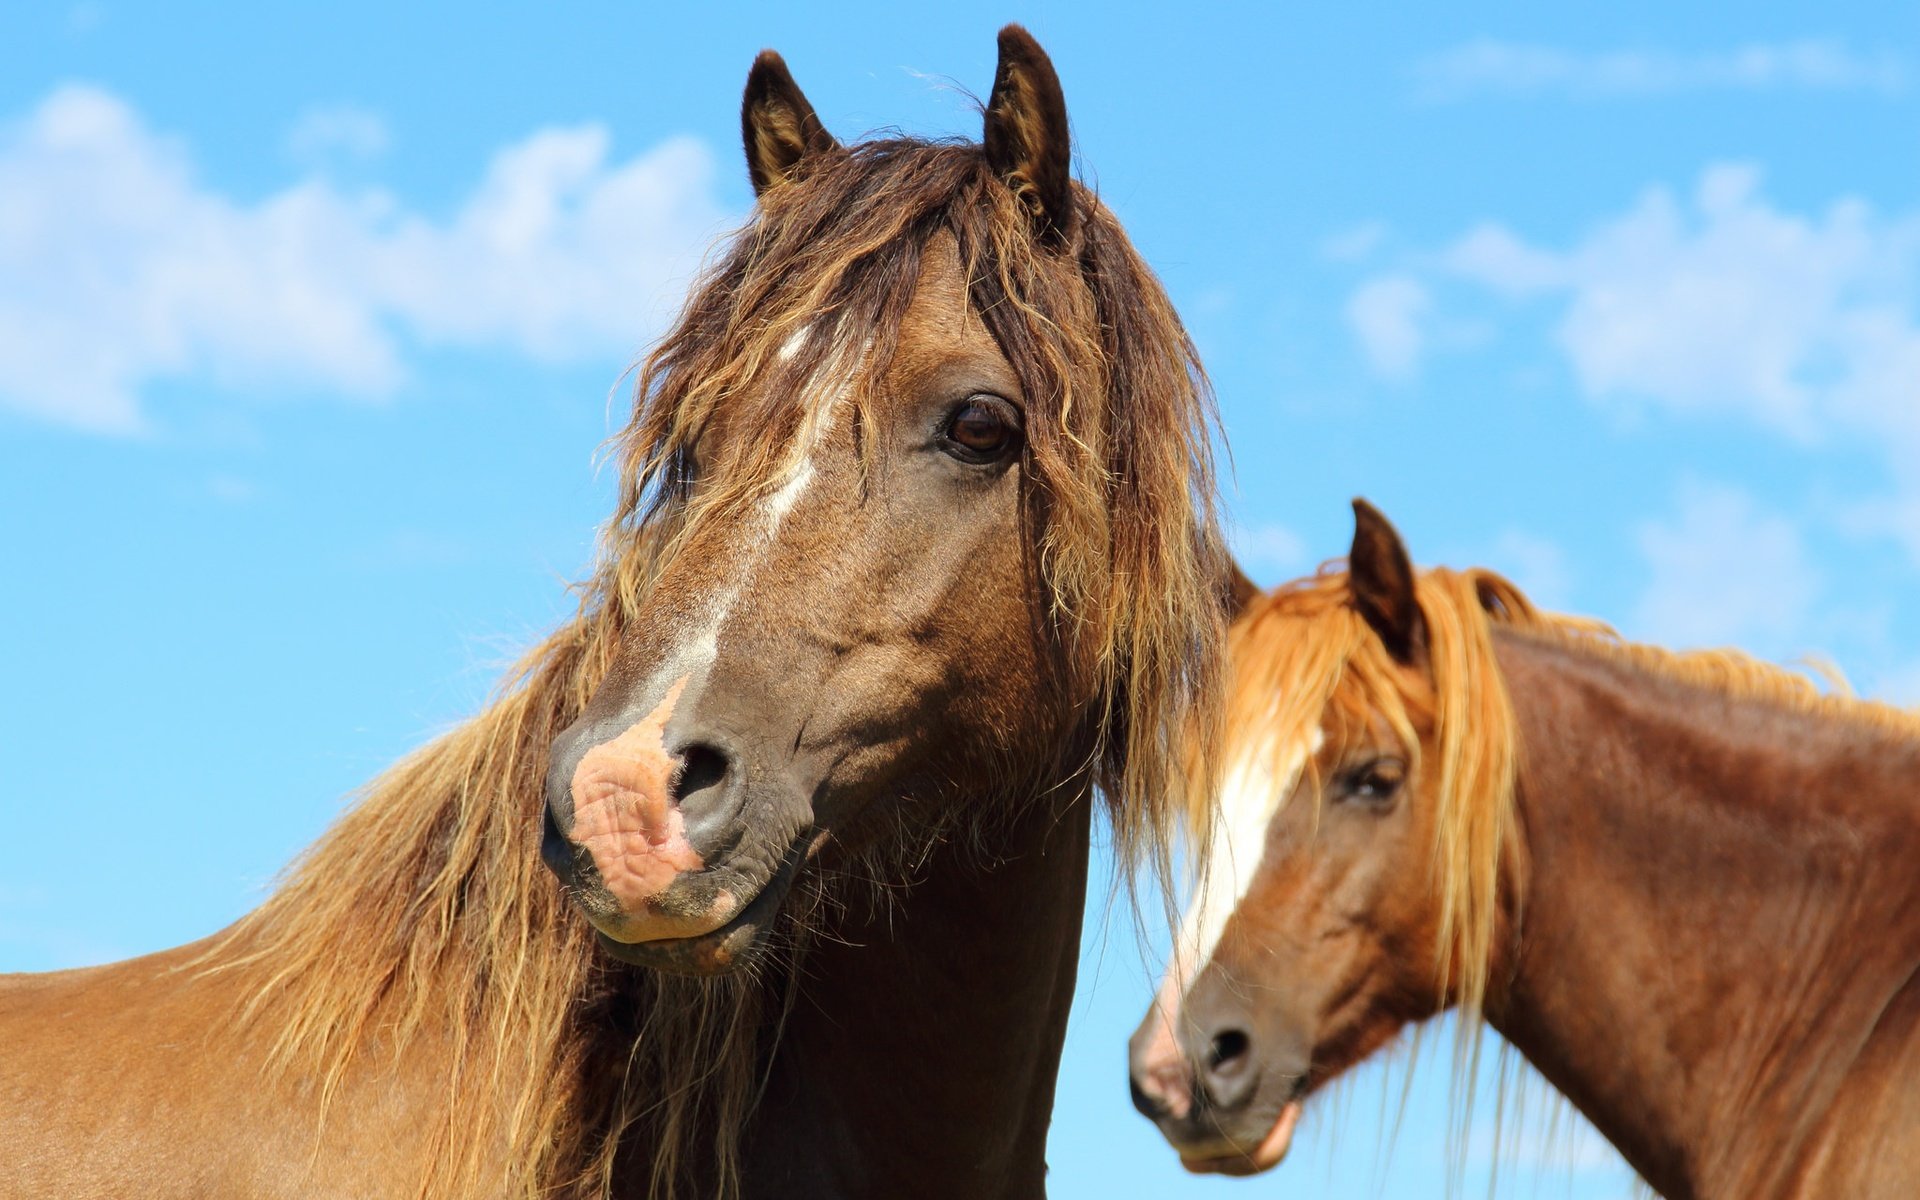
[1159,1013,1251,1105]
[539,677,752,930]
[1129,1070,1171,1120]
[1194,1024,1257,1112]
[1128,1000,1197,1123]
[667,740,739,848]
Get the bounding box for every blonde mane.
[194,135,1226,1200]
[1208,560,1920,1029]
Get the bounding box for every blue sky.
[1,3,1914,1196]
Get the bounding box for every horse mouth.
[1177,1099,1304,1177]
[591,841,806,977]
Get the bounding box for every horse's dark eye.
[1342,759,1405,808]
[941,397,1021,463]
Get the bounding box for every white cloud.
[1868,657,1920,707]
[1429,163,1920,447]
[1230,520,1308,582]
[205,474,257,503]
[286,104,391,166]
[1358,163,1920,555]
[1441,224,1565,297]
[1417,39,1909,102]
[1346,274,1430,381]
[1631,481,1819,650]
[0,85,737,435]
[1322,220,1387,263]
[1486,529,1572,610]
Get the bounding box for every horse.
[0,27,1233,1200]
[1128,499,1920,1198]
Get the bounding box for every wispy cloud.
[1345,275,1430,381]
[285,103,391,168]
[1417,38,1909,102]
[1485,530,1572,611]
[1345,163,1920,564]
[0,85,737,435]
[1632,481,1820,651]
[1439,164,1920,446]
[1322,220,1388,263]
[0,885,131,970]
[1230,520,1309,582]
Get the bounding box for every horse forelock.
[196,133,1226,1200]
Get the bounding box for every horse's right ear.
[742,50,838,196]
[1348,498,1425,665]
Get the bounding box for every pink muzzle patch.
[568,677,709,922]
[1136,971,1196,1121]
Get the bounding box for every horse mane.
[1213,560,1920,1028]
[194,133,1225,1200]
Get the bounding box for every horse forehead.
[887,233,1000,374]
[1221,725,1325,834]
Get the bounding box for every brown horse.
[0,28,1231,1200]
[1129,500,1920,1198]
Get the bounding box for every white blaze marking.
[636,323,852,704]
[761,445,816,525]
[775,325,811,364]
[1163,726,1324,1003]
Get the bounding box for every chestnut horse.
[1130,500,1920,1198]
[0,28,1231,1200]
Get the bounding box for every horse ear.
[983,24,1075,246]
[1222,559,1262,620]
[1348,498,1426,664]
[742,50,838,196]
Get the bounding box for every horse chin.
[591,843,805,977]
[1177,1100,1304,1177]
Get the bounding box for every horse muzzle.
[1128,972,1311,1175]
[540,677,807,975]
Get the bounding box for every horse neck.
[1486,631,1920,1199]
[726,782,1094,1200]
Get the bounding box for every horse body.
[5,27,1228,1200]
[1493,631,1920,1198]
[0,797,1089,1200]
[0,940,462,1198]
[1130,501,1920,1198]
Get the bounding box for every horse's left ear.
[983,24,1075,247]
[1348,498,1426,665]
[742,50,839,196]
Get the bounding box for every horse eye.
[1343,759,1405,807]
[941,397,1021,463]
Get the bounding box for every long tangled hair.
[200,133,1227,1200]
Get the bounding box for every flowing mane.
[1211,561,1920,1027]
[193,133,1225,1200]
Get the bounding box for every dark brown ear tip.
[1351,496,1386,526]
[744,50,793,97]
[996,24,1044,58]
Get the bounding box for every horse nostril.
[1207,1029,1252,1077]
[672,743,730,805]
